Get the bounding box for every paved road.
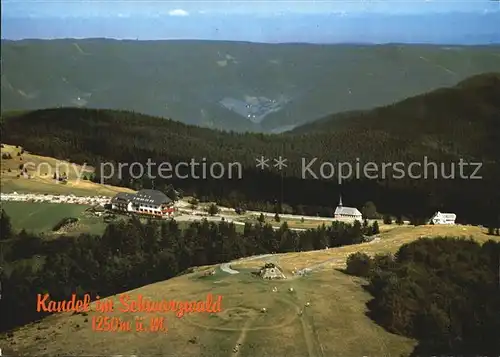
[179,201,334,222]
[175,214,245,225]
[220,254,277,274]
[175,213,307,231]
[219,249,352,277]
[244,209,335,222]
[219,251,341,276]
[220,262,239,274]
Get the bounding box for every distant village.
[1,192,110,206]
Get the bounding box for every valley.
[2,40,500,132]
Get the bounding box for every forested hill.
[291,72,500,160]
[2,73,500,225]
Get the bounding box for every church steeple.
[338,194,343,207]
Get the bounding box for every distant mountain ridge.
[2,39,500,133]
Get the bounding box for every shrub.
[346,252,372,277]
[52,217,78,231]
[207,203,219,216]
[362,201,379,219]
[235,207,246,215]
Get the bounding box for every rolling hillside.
[1,223,498,357]
[0,144,134,196]
[2,39,500,132]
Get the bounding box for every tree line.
[345,237,500,356]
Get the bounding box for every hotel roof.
[110,189,172,206]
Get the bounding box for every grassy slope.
[1,144,134,197]
[235,224,495,271]
[1,201,110,236]
[0,144,135,236]
[1,202,89,233]
[3,224,497,357]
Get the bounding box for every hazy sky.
[2,0,500,18]
[2,0,499,42]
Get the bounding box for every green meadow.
[1,201,105,235]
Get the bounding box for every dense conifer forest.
[346,238,500,356]
[2,73,500,225]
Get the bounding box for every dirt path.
[307,313,325,357]
[294,289,324,357]
[230,316,256,357]
[297,313,317,357]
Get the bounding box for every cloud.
[168,9,189,16]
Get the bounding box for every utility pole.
[280,141,284,213]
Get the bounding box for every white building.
[430,211,456,225]
[110,189,176,218]
[334,195,362,222]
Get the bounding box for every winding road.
[219,253,276,274]
[219,251,342,276]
